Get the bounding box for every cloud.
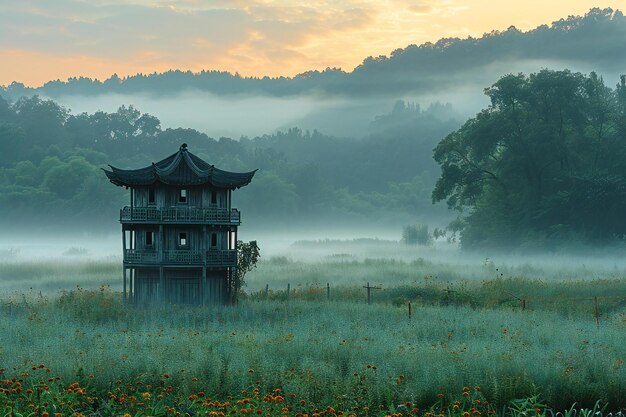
[0,0,382,84]
[3,0,626,86]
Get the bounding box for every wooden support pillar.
[159,266,165,302]
[129,268,134,304]
[122,227,127,303]
[159,225,163,262]
[123,267,127,303]
[202,224,207,306]
[202,266,207,306]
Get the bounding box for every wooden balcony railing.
[120,206,240,224]
[124,249,237,266]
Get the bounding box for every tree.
[432,70,626,248]
[231,240,260,303]
[402,224,432,246]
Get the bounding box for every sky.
[1,0,625,87]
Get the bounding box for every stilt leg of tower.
[159,266,165,302]
[123,266,127,303]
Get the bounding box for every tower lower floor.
[123,266,234,305]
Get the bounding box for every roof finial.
[180,143,188,151]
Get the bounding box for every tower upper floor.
[103,144,256,225]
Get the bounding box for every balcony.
[124,249,237,267]
[120,206,240,225]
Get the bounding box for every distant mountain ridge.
[2,7,625,100]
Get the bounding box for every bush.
[402,224,432,246]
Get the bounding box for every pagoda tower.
[103,144,256,304]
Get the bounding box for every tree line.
[0,95,455,232]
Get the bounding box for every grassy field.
[1,240,625,415]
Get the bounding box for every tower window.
[211,191,217,205]
[211,233,218,248]
[179,189,187,203]
[148,188,155,204]
[146,231,154,246]
[179,232,188,247]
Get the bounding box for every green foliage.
[433,69,626,248]
[232,240,261,302]
[0,94,451,230]
[402,224,432,246]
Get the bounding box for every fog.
[52,90,456,138]
[3,229,626,276]
[45,57,623,140]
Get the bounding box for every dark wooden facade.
[104,144,256,304]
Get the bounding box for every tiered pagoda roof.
[103,144,256,189]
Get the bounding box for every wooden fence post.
[594,296,599,327]
[408,302,412,319]
[265,284,269,298]
[287,283,290,300]
[327,282,330,300]
[363,282,382,305]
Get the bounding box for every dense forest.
[1,8,625,100]
[434,70,626,249]
[0,94,457,232]
[2,69,626,249]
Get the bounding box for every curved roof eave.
[102,145,257,189]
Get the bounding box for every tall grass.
[1,287,625,409]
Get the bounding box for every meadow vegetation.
[1,245,626,414]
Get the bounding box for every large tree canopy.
[433,70,626,249]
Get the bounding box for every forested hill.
[0,94,458,232]
[2,8,625,99]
